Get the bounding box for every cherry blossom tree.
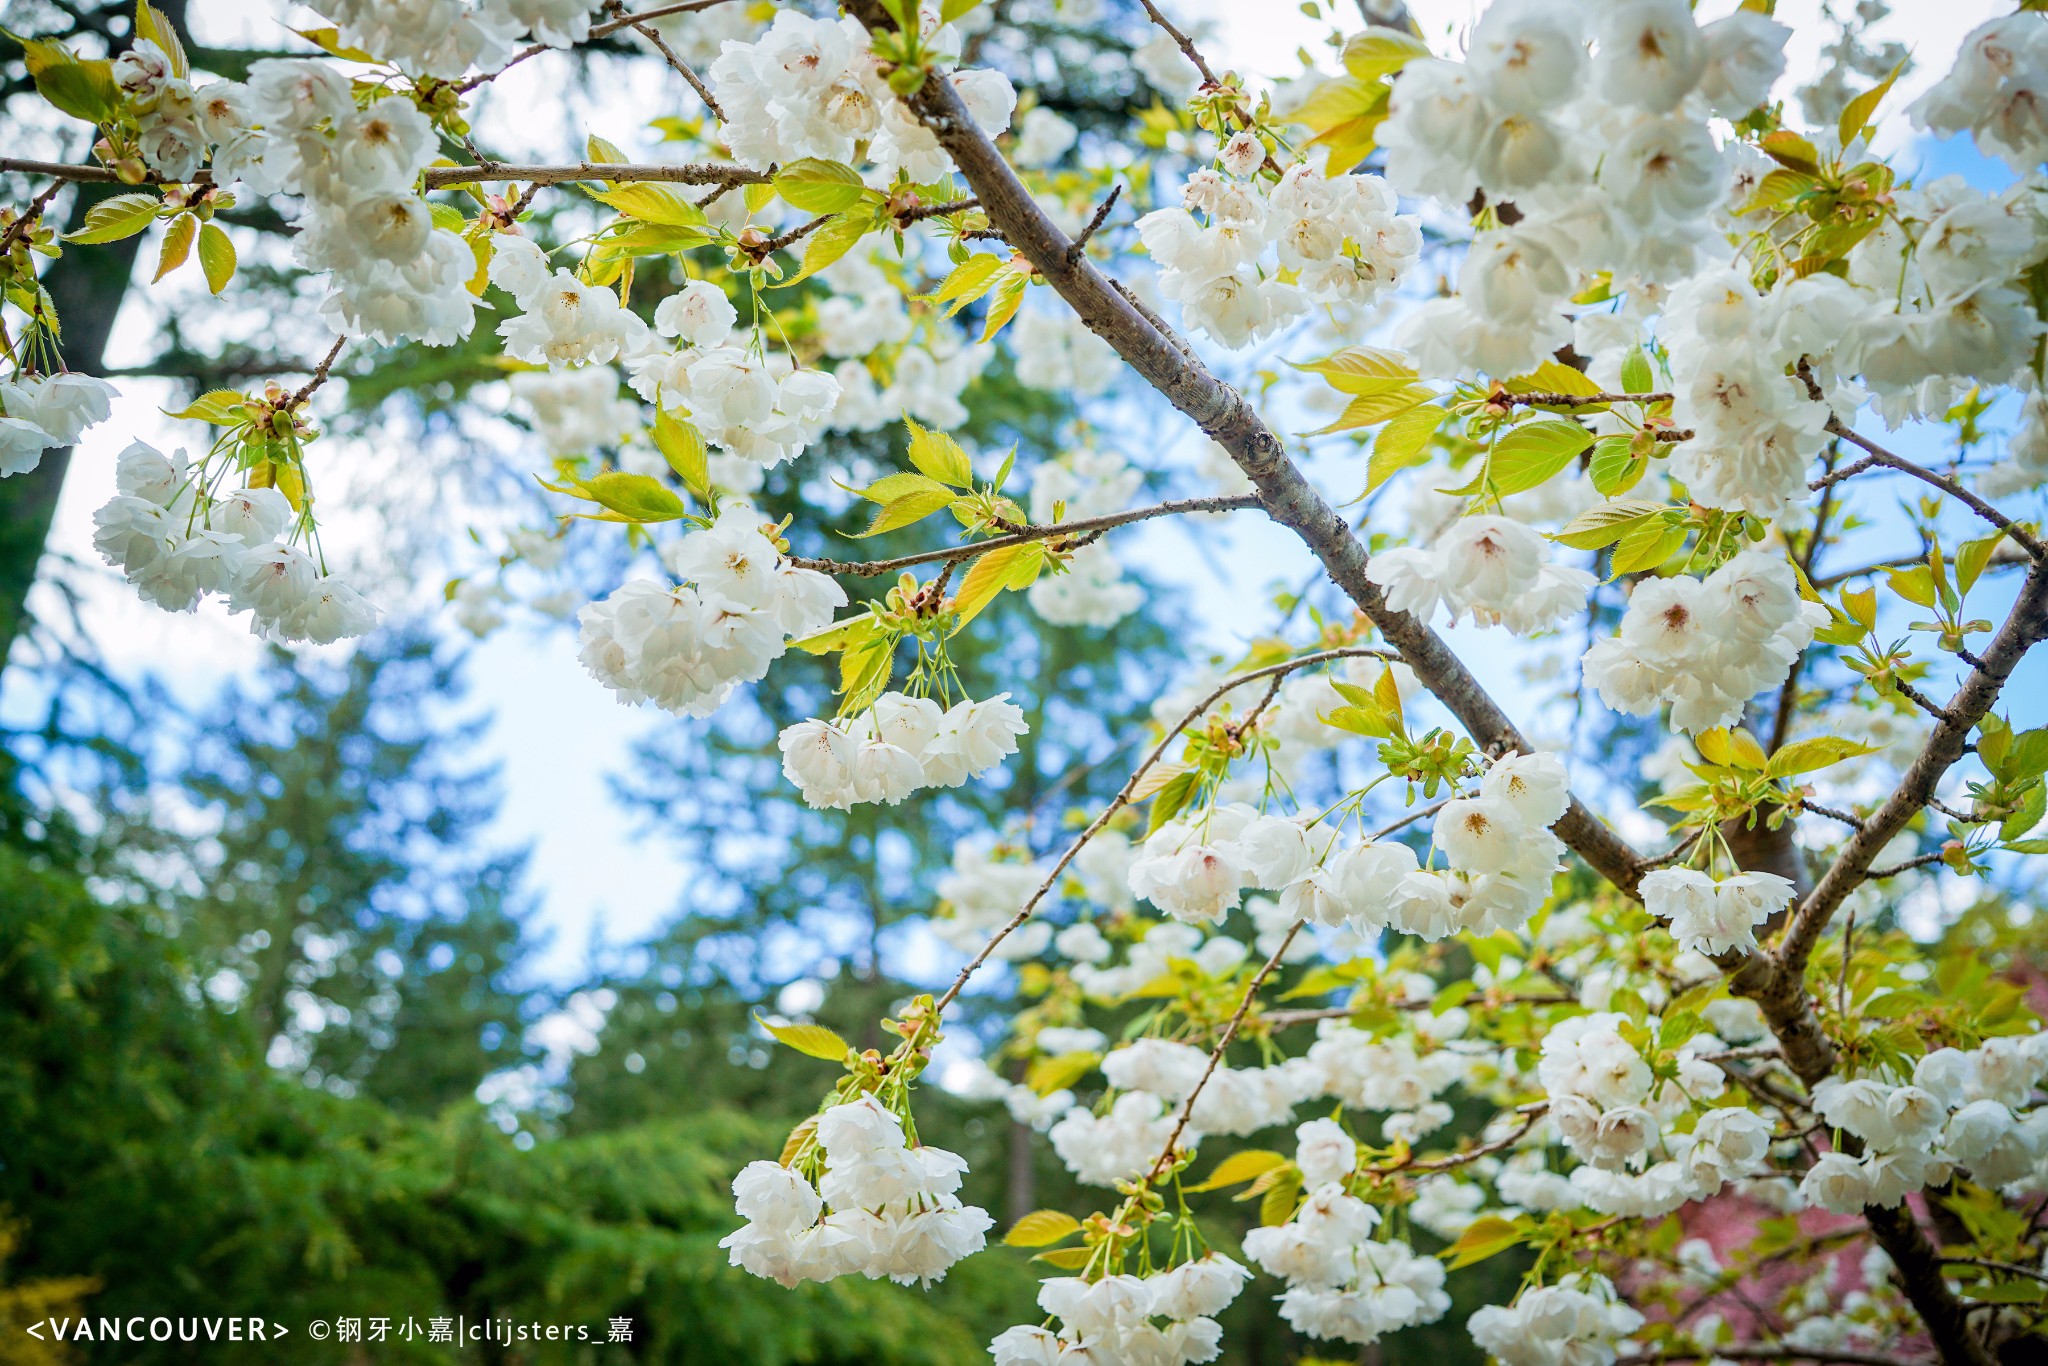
[6,0,2048,1362]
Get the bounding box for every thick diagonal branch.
[847,11,1649,899]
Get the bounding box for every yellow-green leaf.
[1291,345,1418,394]
[1187,1149,1288,1192]
[1365,403,1446,493]
[579,470,687,522]
[1004,1209,1083,1248]
[162,389,248,424]
[653,404,709,497]
[1025,1050,1098,1096]
[905,417,975,486]
[1032,1246,1095,1269]
[756,1015,853,1061]
[774,157,870,214]
[1310,384,1433,435]
[952,541,1043,625]
[197,222,235,295]
[1554,499,1667,550]
[64,192,160,244]
[1340,30,1430,81]
[854,485,958,538]
[776,212,873,288]
[1444,1214,1525,1269]
[1838,60,1905,150]
[153,213,196,281]
[980,270,1029,342]
[584,181,710,229]
[1767,736,1878,778]
[136,0,190,77]
[1490,418,1594,496]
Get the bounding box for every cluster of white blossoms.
[507,366,639,458]
[813,253,994,434]
[92,443,377,643]
[1800,1038,2048,1214]
[1366,513,1594,637]
[1243,1177,1451,1347]
[627,279,843,468]
[1640,867,1795,958]
[0,372,118,476]
[490,236,648,369]
[1048,1090,1184,1187]
[989,1255,1248,1366]
[1102,1037,1314,1136]
[721,1095,992,1288]
[932,837,1050,960]
[216,62,480,345]
[1383,0,1788,376]
[709,11,1016,181]
[1466,1273,1645,1366]
[1012,308,1120,397]
[579,505,844,716]
[1909,13,2048,174]
[1306,1022,1468,1143]
[1128,802,1319,925]
[1583,551,1827,735]
[1539,1012,1771,1218]
[316,0,596,81]
[778,690,1028,810]
[1137,161,1420,349]
[1023,448,1144,627]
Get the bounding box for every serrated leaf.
[1766,736,1877,778]
[1957,529,2007,596]
[778,1115,818,1166]
[26,46,121,125]
[1033,1245,1095,1269]
[63,192,160,244]
[790,615,879,656]
[1838,60,1905,149]
[905,417,974,486]
[154,213,196,281]
[1258,1173,1302,1227]
[838,631,894,707]
[1146,768,1199,835]
[1760,129,1820,174]
[854,485,958,538]
[1131,761,1192,801]
[1554,499,1667,551]
[980,269,1029,342]
[584,181,710,229]
[197,222,235,294]
[1187,1149,1288,1192]
[1620,347,1654,395]
[756,1014,852,1061]
[775,211,872,288]
[163,389,248,425]
[579,470,687,522]
[1309,384,1434,435]
[136,0,190,78]
[1444,1214,1526,1268]
[1340,29,1430,80]
[1004,1209,1082,1248]
[1365,403,1446,493]
[292,25,376,61]
[926,253,1005,314]
[774,157,870,214]
[586,133,627,164]
[953,541,1042,626]
[1490,418,1594,495]
[653,404,709,498]
[1290,346,1419,394]
[1587,436,1646,497]
[1507,360,1605,401]
[1609,516,1687,576]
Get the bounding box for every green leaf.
[586,133,627,164]
[1444,1215,1527,1268]
[854,485,959,538]
[774,158,870,214]
[839,631,894,709]
[1187,1149,1288,1192]
[1587,435,1646,496]
[584,181,711,228]
[1340,29,1430,80]
[197,222,235,295]
[162,389,248,425]
[579,471,687,523]
[18,38,121,125]
[1766,736,1878,778]
[926,253,1005,315]
[790,615,879,656]
[1290,346,1419,394]
[1033,1246,1095,1270]
[952,541,1043,626]
[1957,528,2008,595]
[63,192,161,244]
[940,0,984,20]
[292,25,376,61]
[1507,360,1606,401]
[980,269,1029,342]
[1609,516,1687,576]
[1309,384,1434,435]
[653,404,709,498]
[1838,60,1905,149]
[1146,767,1199,835]
[904,418,975,487]
[136,0,190,77]
[859,471,956,505]
[1887,564,1939,609]
[1003,1209,1082,1248]
[1620,347,1654,395]
[755,1014,852,1061]
[153,213,196,282]
[1554,499,1667,551]
[775,212,872,288]
[1489,418,1594,496]
[1365,403,1445,493]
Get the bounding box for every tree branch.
[845,4,1653,905]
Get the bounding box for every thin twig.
[454,0,738,91]
[602,0,725,120]
[1067,184,1122,263]
[788,494,1263,577]
[284,337,348,410]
